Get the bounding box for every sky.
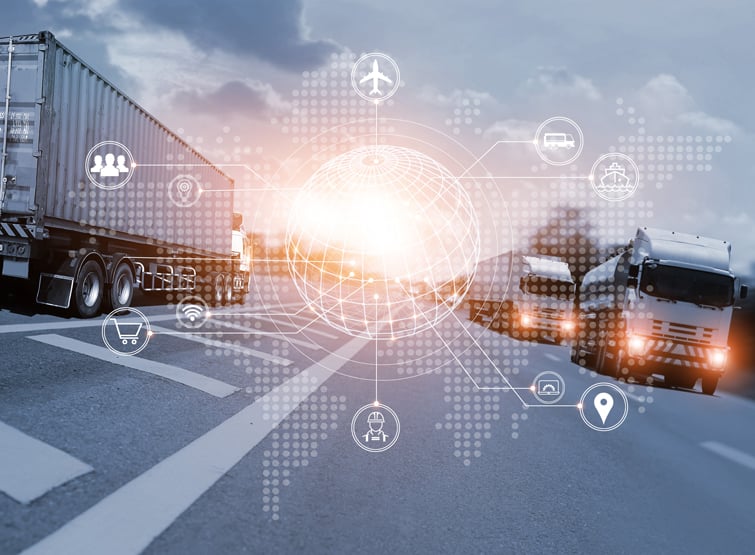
[2,0,754,274]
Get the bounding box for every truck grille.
[651,320,715,345]
[533,306,562,317]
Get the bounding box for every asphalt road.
[1,275,755,554]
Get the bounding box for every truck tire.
[212,274,225,307]
[701,374,719,395]
[73,260,105,318]
[107,262,134,310]
[222,275,233,306]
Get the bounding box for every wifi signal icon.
[176,297,209,328]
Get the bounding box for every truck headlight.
[708,348,727,369]
[520,313,533,327]
[560,319,575,333]
[627,334,646,356]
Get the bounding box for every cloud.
[173,80,290,119]
[635,74,740,135]
[417,86,497,108]
[521,67,601,101]
[125,0,339,72]
[483,118,537,141]
[636,74,695,116]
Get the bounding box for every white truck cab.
[573,227,748,395]
[512,256,576,343]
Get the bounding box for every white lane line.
[150,325,294,366]
[0,313,176,334]
[0,421,93,504]
[210,320,321,352]
[22,334,369,555]
[544,353,561,362]
[701,441,755,472]
[27,334,238,398]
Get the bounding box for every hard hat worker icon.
[363,411,389,443]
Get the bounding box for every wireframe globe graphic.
[286,145,480,339]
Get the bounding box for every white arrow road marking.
[0,421,93,504]
[21,334,369,555]
[27,334,239,398]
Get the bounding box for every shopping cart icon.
[112,319,143,345]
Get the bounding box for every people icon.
[90,154,103,174]
[116,154,129,173]
[100,153,119,177]
[362,411,389,444]
[90,152,130,176]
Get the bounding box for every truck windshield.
[523,276,575,300]
[640,263,734,307]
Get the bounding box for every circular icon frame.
[579,382,629,432]
[589,152,640,202]
[351,403,400,453]
[531,370,566,404]
[350,52,401,103]
[534,116,584,166]
[168,174,203,207]
[102,307,152,356]
[176,295,210,329]
[85,140,136,191]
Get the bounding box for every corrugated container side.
[2,32,233,256]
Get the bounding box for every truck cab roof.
[522,256,574,282]
[633,227,732,272]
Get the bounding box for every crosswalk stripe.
[0,421,93,504]
[21,334,369,555]
[150,325,294,366]
[27,334,239,398]
[701,441,755,471]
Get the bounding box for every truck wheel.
[701,374,719,395]
[73,260,105,318]
[212,274,225,306]
[107,262,134,310]
[222,275,233,305]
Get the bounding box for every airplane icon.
[359,59,393,96]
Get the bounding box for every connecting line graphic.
[156,276,368,338]
[135,163,290,194]
[458,139,537,178]
[454,175,590,180]
[444,307,580,410]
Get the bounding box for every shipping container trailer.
[0,31,251,316]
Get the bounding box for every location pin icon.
[594,392,614,425]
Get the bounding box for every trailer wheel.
[212,274,225,306]
[222,275,233,306]
[73,260,105,318]
[107,262,134,310]
[701,374,719,395]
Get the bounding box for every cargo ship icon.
[597,162,632,193]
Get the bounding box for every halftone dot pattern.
[261,385,347,521]
[272,52,375,147]
[613,97,731,192]
[442,94,486,136]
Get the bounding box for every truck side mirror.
[627,264,639,288]
[519,276,526,292]
[741,285,749,299]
